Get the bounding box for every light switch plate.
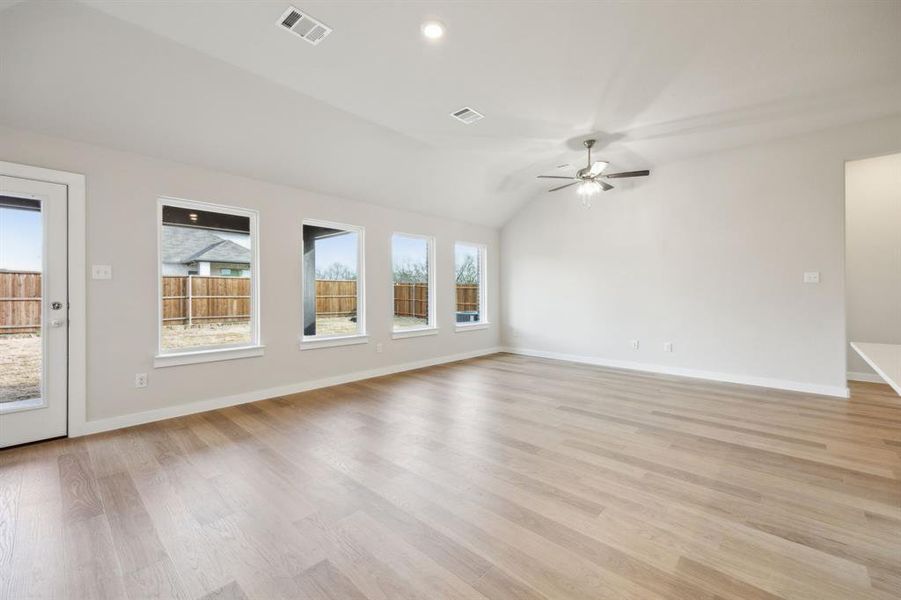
[92,264,112,280]
[803,271,820,284]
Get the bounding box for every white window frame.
[300,219,367,350]
[154,197,263,368]
[454,241,489,332]
[391,232,437,339]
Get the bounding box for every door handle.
[49,319,65,328]
[51,301,63,310]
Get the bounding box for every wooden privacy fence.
[162,275,251,326]
[1,273,480,332]
[317,281,480,318]
[393,283,429,318]
[0,271,41,334]
[315,280,358,317]
[456,284,479,313]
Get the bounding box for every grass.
[0,334,41,403]
[162,317,429,346]
[393,315,430,330]
[315,315,428,335]
[161,322,251,350]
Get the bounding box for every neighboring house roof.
[161,225,250,265]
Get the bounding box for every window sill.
[392,327,439,340]
[455,322,490,333]
[300,334,369,350]
[154,344,265,368]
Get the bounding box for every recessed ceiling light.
[188,213,198,221]
[421,21,445,40]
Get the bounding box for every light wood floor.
[2,353,900,600]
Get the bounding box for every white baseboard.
[847,371,884,384]
[502,346,850,398]
[73,346,503,437]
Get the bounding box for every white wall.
[845,152,901,378]
[0,126,499,426]
[501,115,901,397]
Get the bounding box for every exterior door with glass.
[0,175,68,447]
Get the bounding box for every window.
[156,198,261,367]
[301,220,365,348]
[392,233,436,338]
[0,196,43,408]
[455,242,487,330]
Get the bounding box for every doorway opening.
[844,152,901,396]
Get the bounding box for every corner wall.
[501,115,901,397]
[0,126,500,430]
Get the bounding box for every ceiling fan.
[537,139,649,205]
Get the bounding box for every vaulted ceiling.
[2,0,899,226]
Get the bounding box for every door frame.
[0,161,86,438]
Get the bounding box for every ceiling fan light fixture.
[577,180,601,197]
[536,139,649,200]
[589,161,609,176]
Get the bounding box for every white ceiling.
[2,0,899,226]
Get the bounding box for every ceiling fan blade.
[604,170,650,179]
[537,175,575,180]
[589,161,609,176]
[548,181,578,192]
[599,180,614,191]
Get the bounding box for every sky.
[313,233,480,277]
[312,232,431,276]
[455,243,479,269]
[1,210,479,276]
[315,231,359,271]
[0,207,42,271]
[391,235,428,271]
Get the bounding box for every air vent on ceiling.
[450,107,485,125]
[277,6,332,45]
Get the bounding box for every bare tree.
[316,262,356,280]
[455,254,479,284]
[393,260,428,283]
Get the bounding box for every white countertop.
[851,342,901,396]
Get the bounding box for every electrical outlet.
[135,373,148,388]
[631,340,640,350]
[376,343,383,353]
[664,342,673,353]
[803,271,820,284]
